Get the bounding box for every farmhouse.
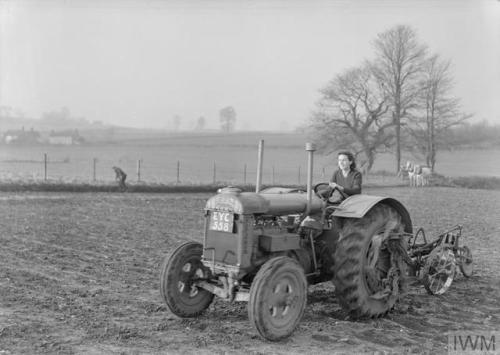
[3,127,40,144]
[48,129,85,145]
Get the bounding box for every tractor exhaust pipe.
[305,143,316,215]
[256,140,264,193]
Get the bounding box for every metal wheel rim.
[266,273,304,326]
[177,261,204,298]
[457,246,473,276]
[426,249,456,295]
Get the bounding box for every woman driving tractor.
[322,151,362,203]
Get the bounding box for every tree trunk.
[362,146,375,174]
[394,110,401,173]
[429,97,436,172]
[430,116,435,171]
[430,113,436,171]
[426,102,432,167]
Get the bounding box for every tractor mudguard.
[331,194,412,233]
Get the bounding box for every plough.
[404,225,473,294]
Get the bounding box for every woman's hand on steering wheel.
[314,182,336,201]
[313,182,348,202]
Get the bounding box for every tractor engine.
[201,187,325,281]
[253,213,313,274]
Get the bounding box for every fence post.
[244,163,247,185]
[176,161,180,183]
[213,162,216,184]
[256,140,264,192]
[44,153,47,181]
[298,166,301,184]
[272,165,275,185]
[137,159,141,182]
[93,158,97,182]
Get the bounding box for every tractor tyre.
[160,241,214,317]
[333,204,406,318]
[248,256,307,341]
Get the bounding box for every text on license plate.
[209,211,234,232]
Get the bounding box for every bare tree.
[195,116,206,130]
[407,54,471,170]
[172,115,181,131]
[41,106,72,124]
[310,65,394,172]
[0,106,13,117]
[372,25,428,172]
[219,106,236,132]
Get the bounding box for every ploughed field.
[1,187,499,354]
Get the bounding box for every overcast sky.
[1,0,499,130]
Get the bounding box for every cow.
[411,164,432,187]
[416,166,432,186]
[397,160,413,180]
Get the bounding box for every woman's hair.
[338,151,356,170]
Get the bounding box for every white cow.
[416,166,432,186]
[397,161,413,181]
[398,160,432,187]
[412,164,432,187]
[404,161,418,187]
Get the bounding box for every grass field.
[1,132,499,185]
[1,187,499,354]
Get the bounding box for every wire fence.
[2,142,498,186]
[0,153,336,186]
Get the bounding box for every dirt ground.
[1,187,499,354]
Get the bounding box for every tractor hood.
[205,188,323,215]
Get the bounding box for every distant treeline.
[446,121,500,149]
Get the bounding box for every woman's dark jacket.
[330,169,362,196]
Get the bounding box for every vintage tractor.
[160,142,414,341]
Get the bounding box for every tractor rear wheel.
[333,204,406,318]
[248,256,307,341]
[160,242,214,317]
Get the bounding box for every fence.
[0,153,334,186]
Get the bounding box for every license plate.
[209,211,234,233]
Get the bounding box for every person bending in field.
[322,151,362,203]
[112,166,127,191]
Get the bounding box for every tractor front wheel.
[333,204,407,318]
[160,242,214,317]
[248,256,308,341]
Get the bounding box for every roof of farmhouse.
[49,129,81,137]
[3,127,40,137]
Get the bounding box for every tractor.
[160,142,414,341]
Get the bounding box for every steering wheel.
[313,182,348,202]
